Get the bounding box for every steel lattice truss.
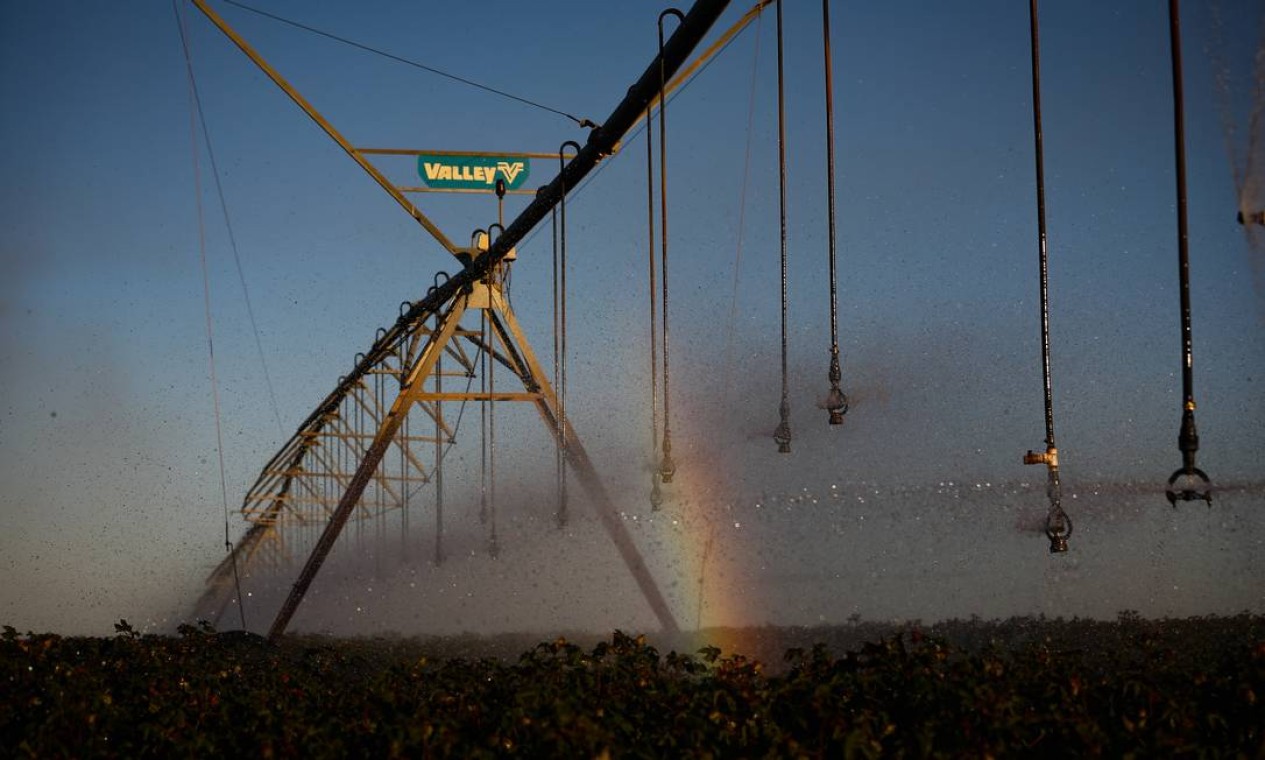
[185,0,734,635]
[244,319,475,563]
[196,283,532,619]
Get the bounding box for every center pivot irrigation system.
[189,0,747,639]
[186,0,1232,638]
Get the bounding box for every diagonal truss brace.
[189,0,467,256]
[265,281,679,638]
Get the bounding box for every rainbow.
[648,411,767,656]
[599,306,767,655]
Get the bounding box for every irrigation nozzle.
[659,434,677,484]
[824,388,848,425]
[774,398,792,454]
[773,421,792,453]
[1045,505,1072,554]
[1166,404,1213,506]
[650,477,664,511]
[1024,446,1069,553]
[1043,467,1071,554]
[825,351,849,425]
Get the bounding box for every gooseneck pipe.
[772,0,792,454]
[646,96,664,508]
[657,8,685,485]
[821,0,848,426]
[1165,0,1213,506]
[1020,0,1071,552]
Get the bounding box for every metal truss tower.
[186,0,734,638]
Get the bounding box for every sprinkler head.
[659,452,677,484]
[824,387,849,425]
[1165,467,1213,507]
[773,420,792,454]
[1167,410,1212,506]
[1044,510,1072,554]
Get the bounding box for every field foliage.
[3,614,1263,757]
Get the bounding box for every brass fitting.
[1238,209,1265,226]
[1023,446,1059,469]
[658,441,677,484]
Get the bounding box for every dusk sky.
[1,1,1262,637]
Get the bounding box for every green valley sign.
[417,154,531,191]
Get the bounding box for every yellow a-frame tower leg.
[262,271,679,638]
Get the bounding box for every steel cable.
[178,3,285,439]
[720,6,764,418]
[176,0,248,631]
[220,0,595,128]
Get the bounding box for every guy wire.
[176,0,247,630]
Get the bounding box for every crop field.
[4,613,1263,757]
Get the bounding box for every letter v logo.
[497,161,525,184]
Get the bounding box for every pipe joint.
[1023,446,1058,469]
[1237,209,1265,226]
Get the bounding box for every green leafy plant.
[3,614,1262,757]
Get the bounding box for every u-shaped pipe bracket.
[1167,406,1212,506]
[1166,466,1212,506]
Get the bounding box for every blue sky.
[1,1,1262,635]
